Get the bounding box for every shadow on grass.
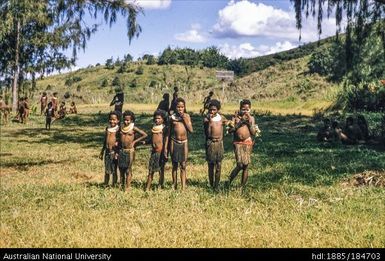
[1,159,71,171]
[5,112,384,189]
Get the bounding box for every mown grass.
[1,104,384,248]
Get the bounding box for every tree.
[0,0,143,111]
[199,46,228,68]
[291,0,385,71]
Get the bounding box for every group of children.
[317,115,372,144]
[100,97,260,191]
[39,92,78,130]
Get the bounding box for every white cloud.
[127,0,171,10]
[175,24,207,43]
[219,41,297,59]
[212,0,344,42]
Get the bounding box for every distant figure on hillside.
[200,91,214,116]
[69,101,77,114]
[169,97,193,190]
[51,92,59,113]
[226,99,257,189]
[146,110,169,191]
[39,92,48,115]
[110,89,124,119]
[99,111,120,187]
[317,118,333,142]
[45,102,55,130]
[118,110,148,191]
[0,95,10,125]
[22,97,30,124]
[169,87,179,114]
[203,99,228,190]
[57,101,67,120]
[16,97,25,123]
[157,93,170,114]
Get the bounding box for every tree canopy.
[0,0,143,110]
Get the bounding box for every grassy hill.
[34,39,338,109]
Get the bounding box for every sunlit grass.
[1,107,384,248]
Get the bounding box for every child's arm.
[163,126,170,159]
[132,127,148,146]
[203,116,210,138]
[182,113,193,133]
[246,115,257,136]
[99,129,107,160]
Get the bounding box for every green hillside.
[35,40,338,106]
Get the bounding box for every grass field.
[1,104,384,248]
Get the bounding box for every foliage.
[111,76,121,87]
[0,0,143,109]
[135,66,144,75]
[333,80,385,112]
[100,79,108,88]
[105,58,115,70]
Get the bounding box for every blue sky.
[70,0,343,69]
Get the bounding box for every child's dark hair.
[175,97,187,112]
[209,99,221,110]
[123,110,135,122]
[240,99,251,108]
[47,102,53,107]
[174,87,179,92]
[209,91,214,95]
[153,109,166,121]
[109,111,120,120]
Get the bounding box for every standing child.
[51,92,59,112]
[117,110,147,191]
[45,102,55,130]
[22,97,30,124]
[40,92,48,115]
[169,98,193,190]
[203,99,228,190]
[99,111,120,187]
[146,110,169,191]
[227,99,257,188]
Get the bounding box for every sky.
[69,0,344,69]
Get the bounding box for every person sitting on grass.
[117,110,147,191]
[317,118,333,142]
[146,110,169,191]
[57,101,67,120]
[69,101,77,114]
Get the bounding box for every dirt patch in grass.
[343,171,385,188]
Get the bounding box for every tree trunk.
[12,19,20,112]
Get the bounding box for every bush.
[130,79,138,88]
[112,76,121,87]
[135,66,144,75]
[100,79,108,87]
[64,92,71,99]
[46,84,53,91]
[76,85,82,92]
[334,80,385,112]
[149,80,157,87]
